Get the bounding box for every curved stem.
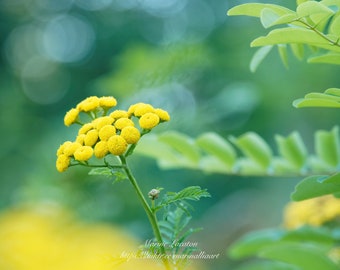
[119,155,171,270]
[297,18,340,46]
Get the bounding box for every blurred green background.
[1,0,340,269]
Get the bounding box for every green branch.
[297,18,340,47]
[119,155,172,270]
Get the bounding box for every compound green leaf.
[198,156,231,174]
[272,158,299,175]
[315,126,340,167]
[160,186,210,208]
[234,158,267,175]
[251,28,321,45]
[261,8,281,28]
[296,1,334,18]
[291,175,340,201]
[135,134,189,168]
[231,132,272,169]
[227,3,294,18]
[320,0,340,7]
[308,53,340,64]
[305,92,340,101]
[325,87,340,96]
[88,167,113,176]
[294,88,340,107]
[277,44,289,68]
[250,46,273,72]
[330,14,340,35]
[196,132,236,167]
[293,98,340,108]
[229,229,285,259]
[271,13,298,26]
[290,43,304,60]
[320,172,340,184]
[283,226,334,245]
[259,243,339,270]
[251,28,340,53]
[234,261,298,270]
[159,131,201,163]
[275,131,307,169]
[136,127,340,177]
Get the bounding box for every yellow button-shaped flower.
[74,146,93,161]
[76,134,86,145]
[133,103,155,117]
[78,123,93,135]
[139,112,159,129]
[107,135,127,156]
[99,96,117,108]
[154,108,170,122]
[56,154,71,172]
[63,142,82,157]
[84,129,99,146]
[77,96,100,112]
[284,195,340,229]
[56,141,72,156]
[94,141,109,158]
[64,108,79,127]
[114,118,134,130]
[99,125,116,141]
[109,110,129,120]
[120,126,141,144]
[93,116,114,130]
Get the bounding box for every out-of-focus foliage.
[229,226,340,270]
[294,88,340,108]
[135,127,340,176]
[228,194,340,270]
[226,1,340,270]
[94,44,213,98]
[228,0,340,70]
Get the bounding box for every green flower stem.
[119,155,171,270]
[125,130,151,157]
[70,163,125,169]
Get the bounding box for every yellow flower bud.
[114,118,134,130]
[154,108,170,122]
[92,116,114,130]
[120,126,141,144]
[56,154,71,172]
[127,103,140,116]
[56,141,72,156]
[133,103,155,117]
[139,113,160,129]
[283,195,340,229]
[84,129,99,146]
[94,141,109,158]
[99,96,117,108]
[63,142,82,157]
[109,110,129,120]
[75,134,86,145]
[77,96,100,112]
[98,125,116,141]
[64,108,79,127]
[74,146,93,161]
[107,135,127,155]
[78,123,93,135]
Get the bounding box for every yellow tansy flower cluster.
[283,195,340,229]
[57,97,170,172]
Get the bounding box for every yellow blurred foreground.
[0,203,164,270]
